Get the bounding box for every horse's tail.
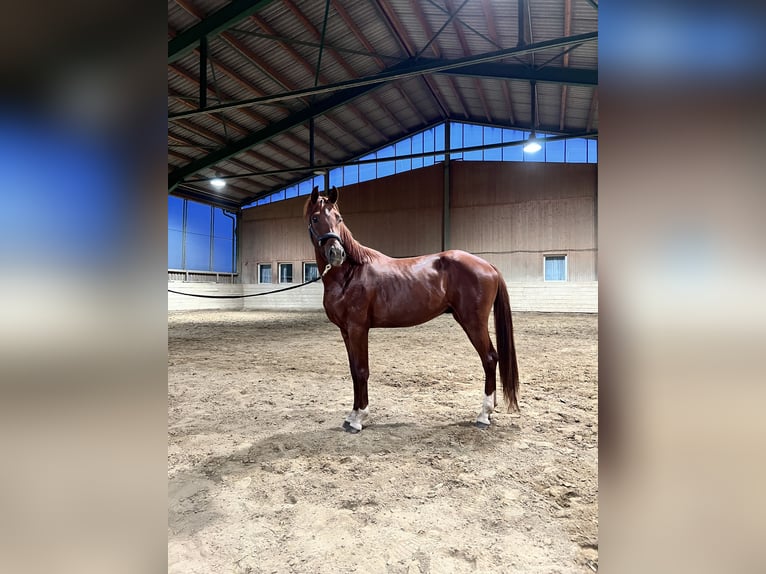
[494,274,519,412]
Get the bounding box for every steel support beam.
[231,210,241,276]
[518,0,528,47]
[168,0,276,63]
[172,186,244,212]
[443,121,451,251]
[309,118,315,167]
[168,32,598,121]
[424,0,500,50]
[417,0,471,58]
[439,62,596,86]
[198,35,207,109]
[314,0,331,89]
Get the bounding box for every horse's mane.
[338,221,375,265]
[302,197,314,219]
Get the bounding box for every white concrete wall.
[169,281,597,313]
[168,282,245,311]
[507,281,598,313]
[241,283,324,311]
[168,282,325,312]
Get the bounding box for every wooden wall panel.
[450,198,594,252]
[338,165,443,213]
[339,208,442,258]
[451,162,596,206]
[240,165,444,282]
[450,162,596,281]
[240,161,597,284]
[568,251,597,282]
[331,165,444,257]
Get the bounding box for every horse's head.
[305,185,346,267]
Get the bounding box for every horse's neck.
[340,226,374,264]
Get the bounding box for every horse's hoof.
[475,421,490,430]
[342,420,361,433]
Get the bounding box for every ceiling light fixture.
[524,80,542,154]
[210,175,226,189]
[523,132,542,153]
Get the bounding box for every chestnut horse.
[305,186,519,433]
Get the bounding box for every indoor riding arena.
[168,1,598,573]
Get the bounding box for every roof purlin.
[168,79,391,191]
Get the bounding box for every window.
[168,196,183,269]
[329,167,343,188]
[258,264,272,283]
[343,164,359,184]
[395,139,411,173]
[566,138,587,163]
[463,123,483,161]
[411,133,423,169]
[502,129,524,161]
[377,145,395,177]
[238,121,598,211]
[545,139,565,163]
[185,200,212,270]
[544,255,567,281]
[303,262,319,282]
[312,175,326,191]
[483,126,502,161]
[212,209,235,272]
[279,263,293,283]
[299,179,315,195]
[423,127,435,167]
[359,153,376,182]
[434,123,445,162]
[587,139,598,163]
[168,197,238,272]
[449,122,463,160]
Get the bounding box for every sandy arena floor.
[168,310,598,573]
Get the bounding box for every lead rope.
[168,263,334,299]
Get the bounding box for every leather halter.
[308,223,343,248]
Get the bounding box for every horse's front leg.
[340,326,370,433]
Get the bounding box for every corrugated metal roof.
[167,1,201,34]
[168,0,598,208]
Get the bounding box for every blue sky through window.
[168,197,236,272]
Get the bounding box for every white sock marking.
[346,407,369,431]
[476,392,495,426]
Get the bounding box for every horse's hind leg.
[454,315,498,428]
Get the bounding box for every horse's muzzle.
[327,241,346,267]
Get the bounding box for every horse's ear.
[328,186,339,204]
[310,186,319,204]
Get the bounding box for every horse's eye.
[312,216,318,223]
